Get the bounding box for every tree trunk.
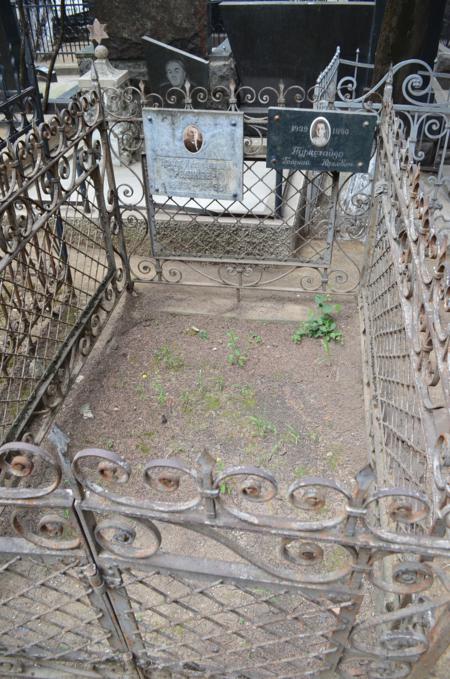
[372,0,446,94]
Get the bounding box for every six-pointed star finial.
[88,18,109,45]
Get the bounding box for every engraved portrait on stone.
[183,125,203,153]
[165,58,187,88]
[310,117,331,148]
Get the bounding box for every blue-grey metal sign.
[267,108,377,173]
[143,108,244,200]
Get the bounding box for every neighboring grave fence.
[332,50,450,197]
[22,0,94,62]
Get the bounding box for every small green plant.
[155,344,184,370]
[294,465,309,478]
[135,382,147,399]
[308,431,320,444]
[216,457,233,495]
[215,375,225,392]
[239,385,257,409]
[226,331,248,367]
[137,442,151,454]
[248,415,277,438]
[249,332,262,345]
[292,295,343,353]
[284,425,302,445]
[204,392,221,411]
[152,381,167,406]
[198,329,209,340]
[180,390,193,413]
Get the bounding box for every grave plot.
[56,287,367,494]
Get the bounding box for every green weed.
[155,344,184,371]
[198,329,209,340]
[283,425,302,445]
[292,295,343,353]
[152,381,167,406]
[204,393,221,411]
[137,442,151,454]
[249,332,262,345]
[215,457,233,495]
[180,390,193,413]
[248,415,277,438]
[239,385,257,409]
[226,331,248,367]
[294,465,309,478]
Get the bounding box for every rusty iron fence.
[0,89,130,447]
[95,74,368,296]
[0,66,449,678]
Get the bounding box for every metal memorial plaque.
[267,108,377,173]
[143,109,244,200]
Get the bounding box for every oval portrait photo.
[183,125,203,153]
[310,117,331,148]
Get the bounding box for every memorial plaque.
[143,109,244,200]
[267,108,377,173]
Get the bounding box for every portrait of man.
[310,117,331,148]
[165,58,187,89]
[183,125,203,153]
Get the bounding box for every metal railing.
[330,49,450,193]
[0,90,130,446]
[0,62,449,679]
[22,0,94,61]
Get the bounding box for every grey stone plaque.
[143,109,244,200]
[267,108,377,173]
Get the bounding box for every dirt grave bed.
[55,287,367,490]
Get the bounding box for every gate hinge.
[103,565,124,589]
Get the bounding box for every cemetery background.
[0,1,450,678]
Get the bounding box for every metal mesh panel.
[148,165,335,265]
[365,217,428,494]
[0,176,110,443]
[122,568,344,678]
[0,555,115,663]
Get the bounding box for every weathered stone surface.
[93,0,208,60]
[436,45,450,73]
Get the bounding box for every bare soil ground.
[56,287,368,490]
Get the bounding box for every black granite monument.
[219,1,376,94]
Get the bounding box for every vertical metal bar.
[97,120,134,291]
[48,426,143,677]
[275,168,283,218]
[324,465,376,675]
[141,153,162,280]
[407,604,450,679]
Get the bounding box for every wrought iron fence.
[22,0,94,61]
[0,90,130,447]
[331,51,450,195]
[91,77,369,296]
[0,56,448,679]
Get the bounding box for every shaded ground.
[56,286,367,489]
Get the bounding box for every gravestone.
[219,1,375,95]
[93,0,208,61]
[142,37,209,93]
